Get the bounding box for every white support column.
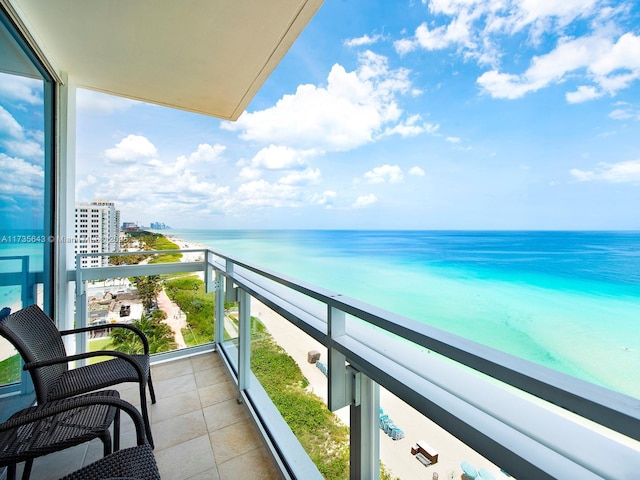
[237,288,251,401]
[54,73,76,332]
[350,372,380,480]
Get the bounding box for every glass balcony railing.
[69,249,640,480]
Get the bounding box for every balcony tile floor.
[13,351,282,480]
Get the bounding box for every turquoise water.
[168,229,640,398]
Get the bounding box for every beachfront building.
[74,200,121,268]
[0,2,638,480]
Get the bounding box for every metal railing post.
[74,254,87,365]
[328,306,347,411]
[350,371,380,480]
[214,269,225,345]
[237,287,251,401]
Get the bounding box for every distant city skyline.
[67,1,639,230]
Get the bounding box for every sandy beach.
[250,296,505,480]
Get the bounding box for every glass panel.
[380,391,508,480]
[0,10,52,415]
[82,267,215,360]
[248,299,349,478]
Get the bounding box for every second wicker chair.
[0,304,156,447]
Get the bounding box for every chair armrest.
[23,350,147,382]
[0,395,148,447]
[60,323,150,355]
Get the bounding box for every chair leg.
[148,373,156,404]
[100,430,113,457]
[113,407,121,452]
[20,459,32,480]
[139,384,154,449]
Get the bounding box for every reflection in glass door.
[0,8,54,417]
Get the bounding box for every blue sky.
[5,1,640,230]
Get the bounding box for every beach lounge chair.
[0,305,156,447]
[461,460,478,479]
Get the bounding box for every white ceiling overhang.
[6,0,323,120]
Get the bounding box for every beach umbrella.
[460,461,478,478]
[478,468,496,480]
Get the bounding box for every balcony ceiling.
[7,0,323,120]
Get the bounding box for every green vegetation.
[131,275,162,310]
[165,276,216,345]
[109,230,182,265]
[250,334,350,479]
[0,354,20,385]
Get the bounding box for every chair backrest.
[0,304,68,402]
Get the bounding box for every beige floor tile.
[151,357,194,381]
[202,398,250,433]
[209,418,263,464]
[217,446,281,480]
[198,379,237,408]
[154,372,198,400]
[186,467,222,479]
[155,435,217,480]
[190,351,221,372]
[152,409,208,452]
[194,364,231,388]
[151,389,202,423]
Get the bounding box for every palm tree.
[132,275,162,310]
[108,310,177,354]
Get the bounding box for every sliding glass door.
[0,6,54,416]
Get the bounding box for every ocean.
[167,229,640,399]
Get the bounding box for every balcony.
[9,351,281,480]
[4,248,639,479]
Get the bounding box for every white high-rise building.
[75,200,121,268]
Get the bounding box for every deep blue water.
[167,229,640,397]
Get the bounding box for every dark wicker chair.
[0,391,121,480]
[0,393,158,480]
[0,305,156,448]
[58,444,160,480]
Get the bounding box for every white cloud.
[0,106,44,160]
[279,167,321,186]
[477,32,640,101]
[77,89,138,114]
[186,143,226,164]
[397,1,640,101]
[0,73,42,105]
[250,145,311,170]
[223,51,421,151]
[609,102,640,120]
[566,85,603,103]
[570,159,640,183]
[236,179,302,208]
[446,136,462,143]
[364,164,404,184]
[310,190,337,206]
[344,33,384,47]
[382,114,439,138]
[104,134,158,161]
[353,194,378,208]
[0,153,44,198]
[0,106,23,138]
[409,166,426,176]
